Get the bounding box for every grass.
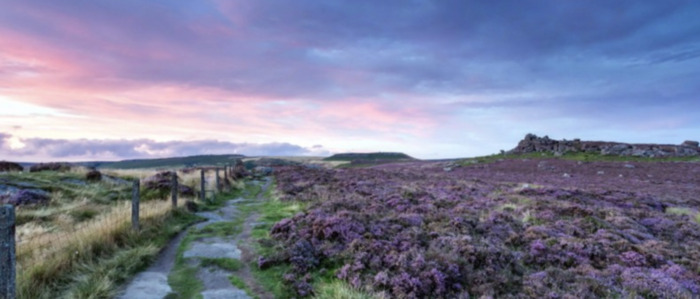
[60,244,159,298]
[200,257,244,271]
[168,260,202,299]
[2,167,231,298]
[313,281,385,299]
[666,207,700,224]
[228,275,254,294]
[17,206,199,298]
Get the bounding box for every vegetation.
[261,160,700,298]
[167,181,247,298]
[81,154,244,169]
[15,197,199,298]
[323,152,414,162]
[0,167,222,298]
[215,178,382,298]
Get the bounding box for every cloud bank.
[0,132,329,162]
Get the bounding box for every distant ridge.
[324,152,415,161]
[81,154,245,169]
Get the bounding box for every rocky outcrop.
[29,162,72,172]
[0,161,23,172]
[232,159,249,179]
[509,134,699,157]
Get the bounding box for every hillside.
[323,152,414,161]
[84,154,245,169]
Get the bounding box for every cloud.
[1,1,699,159]
[3,1,697,100]
[0,132,329,162]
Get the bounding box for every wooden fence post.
[1,205,16,299]
[216,168,221,193]
[132,180,140,231]
[171,172,178,208]
[200,169,205,202]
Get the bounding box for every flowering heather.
[263,159,700,298]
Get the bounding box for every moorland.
[2,135,700,298]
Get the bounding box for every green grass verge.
[313,281,384,299]
[201,257,244,271]
[18,208,200,299]
[228,275,254,295]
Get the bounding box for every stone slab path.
[117,179,270,299]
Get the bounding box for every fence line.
[132,180,140,231]
[1,205,16,299]
[0,166,230,298]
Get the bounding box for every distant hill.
[80,154,245,169]
[324,152,415,162]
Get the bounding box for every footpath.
[117,179,272,299]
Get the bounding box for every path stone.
[184,237,242,259]
[201,289,251,299]
[119,272,172,299]
[197,268,252,299]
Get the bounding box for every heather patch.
[262,160,700,298]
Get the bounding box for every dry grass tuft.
[16,200,172,298]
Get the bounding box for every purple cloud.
[0,132,329,162]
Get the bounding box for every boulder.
[682,140,699,147]
[232,160,249,179]
[86,170,102,182]
[144,171,177,191]
[1,189,51,206]
[30,162,72,172]
[185,200,198,212]
[602,144,631,156]
[0,161,23,172]
[143,171,194,196]
[178,185,195,196]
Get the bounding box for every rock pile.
[143,171,195,196]
[0,161,23,172]
[86,169,102,182]
[231,159,248,179]
[0,189,51,206]
[508,134,699,157]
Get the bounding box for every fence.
[0,165,237,299]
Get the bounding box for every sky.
[1,0,699,162]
